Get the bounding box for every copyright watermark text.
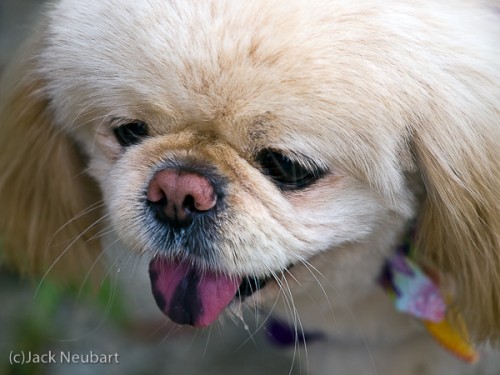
[9,350,120,365]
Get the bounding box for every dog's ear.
[0,32,103,285]
[413,88,500,342]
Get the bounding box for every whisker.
[46,200,106,245]
[296,258,336,319]
[343,303,380,375]
[300,257,379,375]
[87,225,116,242]
[235,272,284,350]
[44,104,104,148]
[279,270,309,375]
[50,257,122,343]
[35,212,110,297]
[202,323,214,359]
[75,234,116,302]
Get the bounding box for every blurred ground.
[0,1,301,374]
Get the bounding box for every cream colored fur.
[0,1,499,374]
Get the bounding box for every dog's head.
[1,0,499,340]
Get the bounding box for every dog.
[1,1,499,374]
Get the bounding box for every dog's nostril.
[150,196,194,228]
[150,197,170,223]
[182,195,196,213]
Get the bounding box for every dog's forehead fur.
[42,0,438,197]
[44,0,330,117]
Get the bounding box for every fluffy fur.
[1,1,499,374]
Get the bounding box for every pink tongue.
[149,257,242,327]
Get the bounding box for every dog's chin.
[148,255,283,327]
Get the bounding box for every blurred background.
[0,1,300,374]
[1,0,44,70]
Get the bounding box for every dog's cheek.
[284,175,395,249]
[212,176,392,275]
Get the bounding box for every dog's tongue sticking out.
[149,257,241,327]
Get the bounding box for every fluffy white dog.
[1,1,499,374]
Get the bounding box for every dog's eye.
[256,150,323,190]
[113,121,149,147]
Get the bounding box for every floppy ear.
[0,32,103,285]
[413,87,500,342]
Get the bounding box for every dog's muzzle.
[145,166,270,327]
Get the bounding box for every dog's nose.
[147,169,217,228]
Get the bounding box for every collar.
[266,318,325,347]
[379,227,479,363]
[267,227,479,364]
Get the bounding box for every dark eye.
[256,150,324,190]
[113,121,149,147]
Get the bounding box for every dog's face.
[1,0,499,337]
[39,0,418,326]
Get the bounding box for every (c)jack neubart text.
[10,350,120,365]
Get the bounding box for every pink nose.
[147,169,217,227]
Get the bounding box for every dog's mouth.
[149,256,271,327]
